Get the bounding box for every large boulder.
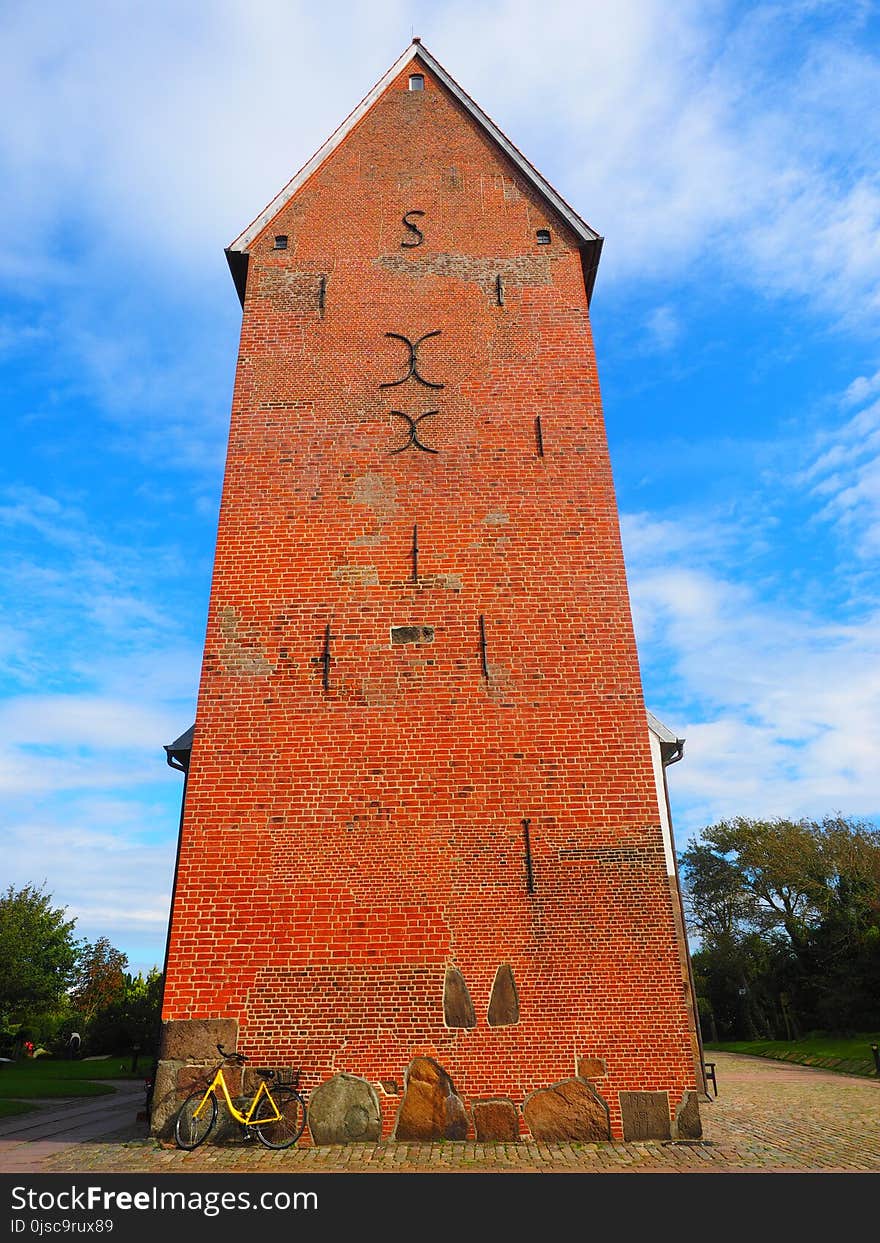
[307,1074,381,1144]
[393,1057,469,1141]
[523,1078,610,1141]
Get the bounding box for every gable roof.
[225,39,603,306]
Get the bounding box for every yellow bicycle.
[174,1044,307,1150]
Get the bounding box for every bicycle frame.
[192,1067,281,1127]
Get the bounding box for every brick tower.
[153,41,702,1144]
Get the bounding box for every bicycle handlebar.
[217,1043,248,1063]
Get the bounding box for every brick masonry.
[159,47,698,1142]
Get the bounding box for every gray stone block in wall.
[443,965,477,1028]
[158,1018,238,1062]
[619,1091,672,1140]
[673,1090,703,1140]
[487,963,519,1027]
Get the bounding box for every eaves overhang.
[646,710,685,767]
[225,40,603,308]
[164,723,194,774]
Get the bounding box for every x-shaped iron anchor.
[389,410,440,454]
[380,330,445,390]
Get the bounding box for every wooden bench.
[704,1061,718,1096]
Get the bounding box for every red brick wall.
[163,59,696,1139]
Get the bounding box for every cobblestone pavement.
[4,1053,879,1174]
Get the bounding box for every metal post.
[522,818,535,894]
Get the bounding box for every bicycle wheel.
[174,1090,218,1150]
[254,1087,307,1149]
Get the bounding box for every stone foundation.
[153,1020,700,1144]
[150,1018,239,1139]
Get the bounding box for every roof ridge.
[225,41,603,304]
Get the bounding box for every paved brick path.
[3,1053,879,1174]
[0,1082,145,1175]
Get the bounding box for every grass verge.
[0,1056,143,1101]
[704,1033,880,1078]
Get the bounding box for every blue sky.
[2,1,879,975]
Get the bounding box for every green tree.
[0,884,80,1024]
[702,817,837,955]
[691,934,783,1041]
[88,968,163,1054]
[681,816,880,1037]
[680,841,777,1039]
[70,937,128,1026]
[799,821,880,1029]
[680,842,758,945]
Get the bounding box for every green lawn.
[0,1056,144,1101]
[704,1033,880,1078]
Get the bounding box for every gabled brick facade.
[155,43,700,1144]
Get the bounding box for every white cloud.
[626,551,879,835]
[0,692,187,799]
[625,503,880,836]
[0,486,205,669]
[0,486,199,960]
[3,807,178,961]
[800,383,880,555]
[0,487,82,546]
[0,1,878,325]
[843,367,880,407]
[643,306,682,353]
[0,695,176,751]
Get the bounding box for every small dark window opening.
[409,73,425,91]
[274,235,288,250]
[391,624,434,645]
[536,229,551,245]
